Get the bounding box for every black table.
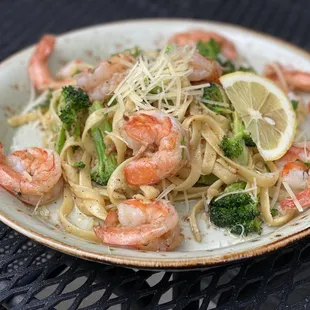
[1,0,310,309]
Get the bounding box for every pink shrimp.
[264,62,310,92]
[28,35,72,91]
[0,143,63,206]
[275,143,310,210]
[75,54,135,101]
[119,110,187,186]
[189,51,222,82]
[169,29,237,60]
[94,199,183,251]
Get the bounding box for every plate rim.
[1,18,310,269]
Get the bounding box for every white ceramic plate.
[1,19,310,269]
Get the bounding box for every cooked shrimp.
[75,54,135,101]
[275,143,310,209]
[276,142,310,168]
[119,110,187,186]
[265,62,310,92]
[169,29,237,60]
[0,143,63,206]
[28,35,72,91]
[189,51,222,82]
[94,199,183,251]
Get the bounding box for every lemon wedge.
[219,72,296,161]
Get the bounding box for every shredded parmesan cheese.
[282,181,304,212]
[156,184,176,201]
[214,187,257,202]
[23,89,50,114]
[200,98,230,107]
[107,46,208,117]
[269,63,289,93]
[22,171,33,182]
[271,176,282,207]
[32,195,44,215]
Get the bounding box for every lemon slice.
[219,72,296,161]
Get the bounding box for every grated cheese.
[107,46,208,116]
[156,183,176,201]
[23,89,50,114]
[22,171,33,182]
[32,195,44,215]
[282,181,303,212]
[271,176,282,208]
[200,98,230,107]
[269,63,289,93]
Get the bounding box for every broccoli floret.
[219,112,253,163]
[59,86,91,130]
[202,83,232,114]
[219,112,244,158]
[243,134,256,147]
[220,135,244,158]
[196,39,220,60]
[271,208,279,217]
[55,86,91,153]
[224,182,246,193]
[89,101,117,186]
[210,184,262,235]
[231,217,262,235]
[72,161,86,169]
[220,60,255,75]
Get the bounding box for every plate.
[1,19,310,269]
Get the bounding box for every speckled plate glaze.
[1,19,310,269]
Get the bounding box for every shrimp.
[119,110,187,186]
[94,199,183,251]
[169,29,237,60]
[28,35,72,91]
[0,143,63,206]
[275,143,310,209]
[189,51,222,82]
[264,62,310,92]
[75,54,135,101]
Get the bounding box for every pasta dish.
[2,29,310,251]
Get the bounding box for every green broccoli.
[55,86,91,153]
[89,101,117,186]
[243,134,256,147]
[224,182,246,193]
[291,100,299,111]
[196,39,220,60]
[202,83,232,114]
[271,208,279,217]
[59,86,91,131]
[209,182,262,235]
[220,60,255,75]
[219,112,255,163]
[165,45,174,53]
[72,161,86,169]
[196,174,219,186]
